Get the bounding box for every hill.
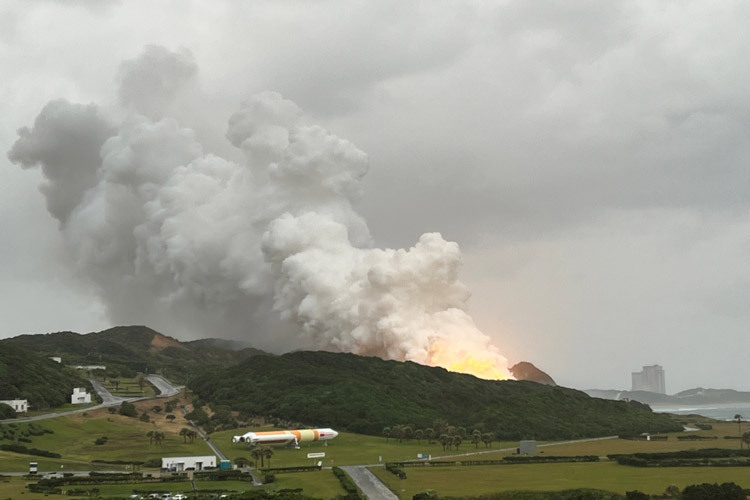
[584,388,750,406]
[0,326,267,383]
[0,343,90,410]
[189,350,682,440]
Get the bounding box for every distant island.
[584,387,750,406]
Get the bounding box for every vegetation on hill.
[190,351,683,440]
[0,326,266,383]
[0,343,90,410]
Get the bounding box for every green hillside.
[0,326,266,384]
[189,351,683,440]
[0,344,90,410]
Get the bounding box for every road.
[0,374,183,424]
[341,466,399,500]
[146,374,182,398]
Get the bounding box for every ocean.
[651,403,750,421]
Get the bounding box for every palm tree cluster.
[382,419,496,451]
[146,430,165,445]
[179,427,199,443]
[250,446,275,468]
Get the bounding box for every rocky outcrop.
[510,361,556,386]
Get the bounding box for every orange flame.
[427,338,512,381]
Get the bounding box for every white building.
[162,455,216,472]
[72,365,106,371]
[631,364,666,394]
[0,399,29,413]
[70,387,92,404]
[49,357,62,363]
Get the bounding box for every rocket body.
[231,428,338,447]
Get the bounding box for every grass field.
[212,427,516,468]
[371,461,750,498]
[103,376,156,397]
[0,407,212,466]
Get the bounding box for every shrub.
[118,401,137,417]
[94,436,108,445]
[682,482,745,500]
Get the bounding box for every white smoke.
[8,46,510,379]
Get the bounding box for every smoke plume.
[8,46,510,380]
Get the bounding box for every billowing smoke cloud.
[8,46,510,379]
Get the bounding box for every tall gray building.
[631,364,666,394]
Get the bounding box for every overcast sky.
[2,1,749,393]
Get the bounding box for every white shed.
[71,388,91,404]
[162,455,216,472]
[0,399,29,413]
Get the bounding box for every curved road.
[0,375,183,424]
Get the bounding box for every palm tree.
[146,430,155,444]
[424,428,435,444]
[250,449,262,468]
[439,434,450,451]
[263,447,274,468]
[471,431,482,449]
[414,429,424,444]
[154,431,165,445]
[433,419,448,436]
[404,426,414,442]
[456,427,467,439]
[179,427,189,443]
[452,435,462,450]
[382,427,391,443]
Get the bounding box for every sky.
[1,1,749,393]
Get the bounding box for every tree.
[472,431,482,449]
[736,414,743,448]
[433,419,448,436]
[404,426,414,441]
[119,401,137,418]
[382,427,391,443]
[250,449,262,468]
[414,429,424,444]
[482,432,494,448]
[664,485,680,498]
[452,435,462,450]
[166,414,176,423]
[146,430,155,444]
[456,427,467,439]
[139,412,150,422]
[137,375,146,391]
[439,434,450,451]
[152,405,162,413]
[424,428,435,444]
[262,446,274,468]
[743,431,750,450]
[235,457,249,468]
[0,403,16,420]
[154,431,165,445]
[180,428,190,443]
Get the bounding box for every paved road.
[146,374,182,398]
[0,374,182,424]
[341,466,399,500]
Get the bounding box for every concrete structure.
[162,455,216,472]
[49,357,61,363]
[70,387,92,404]
[519,440,538,454]
[631,364,666,394]
[72,365,106,371]
[0,399,28,413]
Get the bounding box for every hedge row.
[331,467,363,500]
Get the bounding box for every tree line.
[382,419,497,451]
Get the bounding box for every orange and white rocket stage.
[231,428,338,447]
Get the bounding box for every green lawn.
[0,414,212,467]
[371,461,750,499]
[103,376,156,397]
[212,427,515,468]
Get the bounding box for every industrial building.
[631,364,666,394]
[161,455,216,472]
[70,387,91,404]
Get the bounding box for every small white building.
[519,440,538,455]
[162,455,216,472]
[0,399,29,413]
[72,365,106,371]
[49,357,62,363]
[70,388,91,405]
